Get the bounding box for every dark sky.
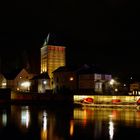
[0,0,139,75]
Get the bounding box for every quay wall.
[1,89,140,105]
[11,91,73,105]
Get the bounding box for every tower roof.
[43,33,50,46]
[42,33,66,46]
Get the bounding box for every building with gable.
[0,68,34,91]
[53,64,112,94]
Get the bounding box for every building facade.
[30,72,50,93]
[0,68,34,91]
[78,73,112,92]
[53,65,112,94]
[41,44,66,87]
[53,68,77,93]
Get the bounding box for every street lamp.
[109,79,118,94]
[109,79,115,85]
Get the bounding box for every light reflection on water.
[1,105,140,140]
[21,106,30,128]
[109,118,114,140]
[73,107,140,139]
[74,107,140,126]
[0,110,8,127]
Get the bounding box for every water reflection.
[2,112,7,126]
[40,111,48,140]
[0,110,8,127]
[69,120,74,136]
[109,119,114,140]
[74,107,140,127]
[21,106,30,128]
[73,107,140,139]
[42,111,47,131]
[1,105,140,140]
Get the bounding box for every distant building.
[40,36,66,88]
[53,64,112,94]
[53,66,77,93]
[0,68,34,91]
[129,82,140,95]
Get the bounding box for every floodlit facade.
[41,43,66,87]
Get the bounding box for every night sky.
[0,0,139,75]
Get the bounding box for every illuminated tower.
[41,34,66,87]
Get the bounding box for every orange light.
[70,120,74,136]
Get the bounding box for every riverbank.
[74,101,139,109]
[1,89,140,110]
[10,91,73,106]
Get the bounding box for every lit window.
[21,81,31,87]
[2,82,6,86]
[69,77,74,81]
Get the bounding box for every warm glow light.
[21,81,31,87]
[114,88,118,92]
[110,79,115,85]
[43,80,47,85]
[69,77,74,81]
[2,82,6,86]
[70,120,74,136]
[41,130,47,140]
[41,111,48,140]
[83,109,87,126]
[41,45,65,86]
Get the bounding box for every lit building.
[53,64,112,94]
[40,37,66,88]
[0,68,34,91]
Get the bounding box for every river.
[1,104,140,140]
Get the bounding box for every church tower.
[40,34,66,88]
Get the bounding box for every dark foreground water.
[1,104,140,140]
